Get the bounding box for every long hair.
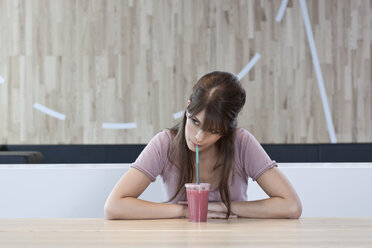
[167,71,246,218]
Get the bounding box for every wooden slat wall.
[0,0,371,144]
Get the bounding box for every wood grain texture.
[0,0,371,144]
[0,218,372,247]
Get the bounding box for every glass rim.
[185,183,211,190]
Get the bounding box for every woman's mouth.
[191,141,202,148]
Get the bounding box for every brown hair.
[167,71,246,218]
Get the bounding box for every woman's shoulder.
[234,127,262,154]
[153,129,172,141]
[148,129,175,150]
[234,128,254,143]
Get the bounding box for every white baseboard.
[0,163,371,218]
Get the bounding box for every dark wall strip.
[1,143,372,163]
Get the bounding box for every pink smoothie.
[185,183,210,222]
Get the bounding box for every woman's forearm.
[209,197,302,219]
[231,197,302,219]
[104,197,185,220]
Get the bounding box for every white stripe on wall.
[237,53,261,80]
[299,0,337,143]
[102,122,137,129]
[173,111,185,120]
[0,75,4,84]
[33,102,66,120]
[275,0,289,22]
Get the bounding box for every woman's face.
[185,109,222,153]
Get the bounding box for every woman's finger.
[208,211,238,219]
[207,211,227,219]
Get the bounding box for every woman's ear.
[187,100,191,106]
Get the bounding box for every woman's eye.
[210,130,219,135]
[192,119,199,125]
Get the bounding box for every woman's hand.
[178,201,237,219]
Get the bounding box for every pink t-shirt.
[131,128,277,203]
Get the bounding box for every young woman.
[104,71,302,220]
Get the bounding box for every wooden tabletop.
[1,218,371,247]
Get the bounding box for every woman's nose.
[195,129,205,142]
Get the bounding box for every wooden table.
[1,218,371,247]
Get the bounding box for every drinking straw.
[196,146,199,185]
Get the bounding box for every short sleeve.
[131,130,171,182]
[236,129,277,181]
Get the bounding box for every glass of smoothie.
[185,183,210,222]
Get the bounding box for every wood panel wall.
[0,0,371,144]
